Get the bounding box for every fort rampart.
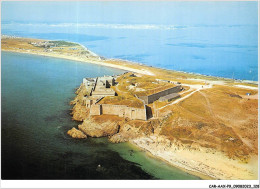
[89,104,147,120]
[138,85,181,104]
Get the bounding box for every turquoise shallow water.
[1,51,200,180]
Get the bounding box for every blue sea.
[1,21,258,81]
[1,51,200,180]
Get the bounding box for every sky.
[1,1,258,25]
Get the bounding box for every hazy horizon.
[2,1,258,25]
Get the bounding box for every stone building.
[83,76,116,97]
[83,78,96,87]
[158,93,180,102]
[137,85,182,104]
[89,104,147,121]
[98,76,115,87]
[84,76,116,107]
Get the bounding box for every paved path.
[233,84,258,90]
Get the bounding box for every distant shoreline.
[3,48,258,89]
[1,49,153,76]
[1,35,258,85]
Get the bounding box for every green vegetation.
[52,40,78,47]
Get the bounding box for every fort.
[137,85,182,104]
[83,73,182,121]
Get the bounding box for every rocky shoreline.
[68,83,258,180]
[67,128,87,139]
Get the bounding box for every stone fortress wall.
[83,76,115,97]
[138,85,182,104]
[90,104,147,120]
[91,90,115,97]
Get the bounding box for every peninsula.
[1,35,258,180]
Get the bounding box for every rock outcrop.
[109,120,154,143]
[71,103,89,121]
[70,84,89,121]
[67,127,87,139]
[78,118,120,137]
[109,123,142,143]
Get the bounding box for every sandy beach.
[2,48,155,76]
[130,136,258,180]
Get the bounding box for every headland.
[1,35,258,180]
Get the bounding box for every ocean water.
[1,51,200,180]
[1,21,258,81]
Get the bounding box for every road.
[158,84,212,110]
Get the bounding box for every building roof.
[159,93,180,101]
[85,78,96,81]
[99,76,115,81]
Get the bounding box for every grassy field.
[1,37,45,51]
[51,40,78,47]
[116,72,176,96]
[159,85,258,162]
[98,96,144,108]
[1,37,92,58]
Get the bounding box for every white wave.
[2,22,253,30]
[2,22,183,30]
[62,23,179,30]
